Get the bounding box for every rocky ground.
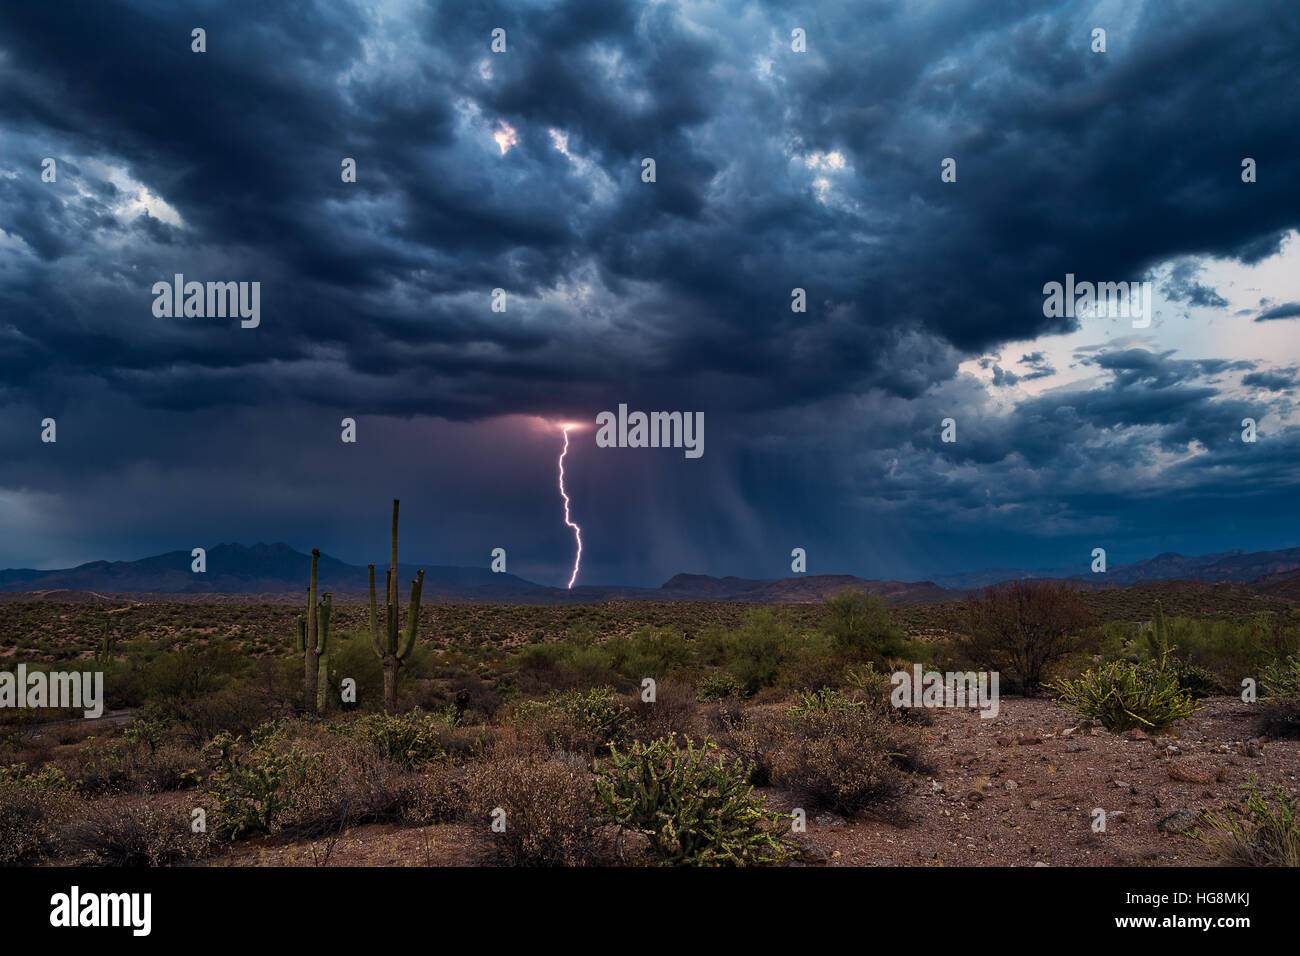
[209,695,1295,867]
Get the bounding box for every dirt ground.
[206,695,1296,867]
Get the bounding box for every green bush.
[351,710,447,770]
[788,687,866,717]
[1259,655,1300,737]
[593,734,793,866]
[696,672,748,703]
[0,766,81,864]
[764,706,920,816]
[701,610,789,694]
[823,589,907,661]
[62,801,209,866]
[1197,775,1300,867]
[508,686,630,758]
[1049,654,1201,732]
[467,755,603,866]
[606,627,695,680]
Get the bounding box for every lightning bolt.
[558,424,583,588]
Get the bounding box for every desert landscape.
[3,531,1297,870]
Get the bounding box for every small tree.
[823,588,907,662]
[960,579,1092,694]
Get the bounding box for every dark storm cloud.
[1256,302,1300,322]
[1161,260,1228,309]
[1,0,1298,581]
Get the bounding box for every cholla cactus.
[295,549,332,713]
[368,499,425,712]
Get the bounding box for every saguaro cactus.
[368,499,425,712]
[295,548,332,713]
[93,622,117,663]
[1147,599,1170,661]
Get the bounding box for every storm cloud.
[1,0,1298,585]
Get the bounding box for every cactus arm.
[398,570,424,661]
[385,569,397,653]
[317,593,332,655]
[389,498,399,607]
[316,652,329,712]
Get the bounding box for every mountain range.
[3,542,1300,605]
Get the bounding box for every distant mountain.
[936,547,1300,590]
[0,543,545,599]
[4,543,1300,605]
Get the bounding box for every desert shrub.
[697,672,748,703]
[351,710,447,770]
[1258,655,1300,737]
[0,765,81,864]
[556,643,616,686]
[399,764,469,826]
[959,580,1094,694]
[59,733,197,795]
[606,627,695,680]
[592,735,793,866]
[765,706,921,816]
[509,687,630,759]
[699,609,790,695]
[788,687,867,717]
[1049,655,1201,732]
[823,589,907,661]
[627,678,702,742]
[1197,776,1300,867]
[200,725,313,839]
[61,801,209,866]
[142,684,273,748]
[1168,657,1221,699]
[467,755,603,866]
[1169,614,1300,684]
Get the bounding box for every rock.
[1004,780,1019,791]
[1062,727,1078,737]
[1123,728,1148,741]
[1245,742,1264,759]
[965,790,986,802]
[1065,742,1086,753]
[1018,734,1042,745]
[1156,810,1201,834]
[1033,861,1049,867]
[1113,780,1129,788]
[995,735,1014,747]
[814,813,847,827]
[1167,764,1212,785]
[1029,800,1042,810]
[930,780,945,793]
[1164,744,1181,756]
[791,834,828,864]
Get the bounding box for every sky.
[1,0,1299,587]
